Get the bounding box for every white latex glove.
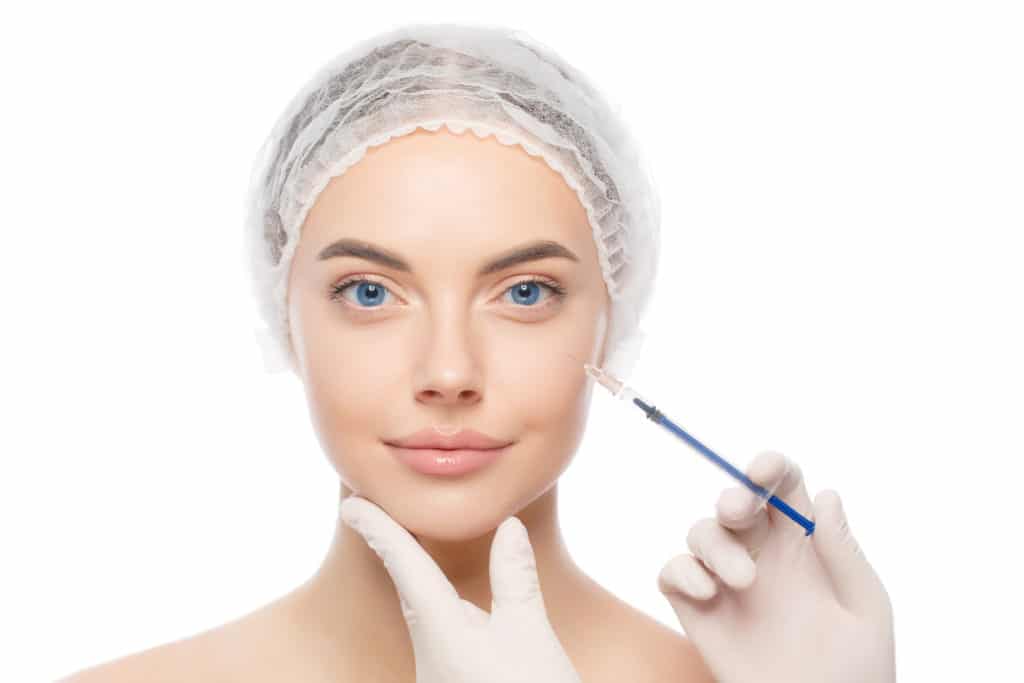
[339,496,583,683]
[658,451,896,683]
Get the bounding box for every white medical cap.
[243,21,661,381]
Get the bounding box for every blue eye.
[506,280,555,306]
[330,279,392,308]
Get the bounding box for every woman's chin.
[410,523,496,543]
[386,495,514,544]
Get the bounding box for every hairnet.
[243,21,661,381]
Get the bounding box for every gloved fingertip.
[718,487,755,521]
[496,516,534,563]
[490,516,541,610]
[814,489,844,526]
[339,496,366,531]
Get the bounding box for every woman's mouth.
[387,445,511,477]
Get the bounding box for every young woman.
[63,22,894,683]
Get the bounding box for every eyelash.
[328,275,568,310]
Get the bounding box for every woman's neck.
[283,481,592,676]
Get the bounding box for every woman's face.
[287,128,610,541]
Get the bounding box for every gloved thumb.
[489,516,545,616]
[811,489,887,616]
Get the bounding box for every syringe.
[585,362,816,536]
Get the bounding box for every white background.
[2,1,1021,680]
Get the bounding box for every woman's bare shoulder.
[56,633,217,683]
[575,587,715,683]
[56,595,308,683]
[627,612,715,682]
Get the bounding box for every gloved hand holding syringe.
[581,356,896,683]
[583,362,816,536]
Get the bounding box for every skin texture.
[59,128,715,682]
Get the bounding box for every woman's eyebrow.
[317,238,580,275]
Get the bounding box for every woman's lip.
[388,444,510,477]
[387,429,512,450]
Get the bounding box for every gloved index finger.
[340,496,463,626]
[734,451,815,529]
[720,451,791,525]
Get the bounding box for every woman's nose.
[413,322,484,406]
[416,379,482,406]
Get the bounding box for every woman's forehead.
[299,128,597,264]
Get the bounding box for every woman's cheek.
[302,341,405,480]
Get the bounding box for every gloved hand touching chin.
[340,496,582,683]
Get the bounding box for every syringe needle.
[582,361,816,536]
[583,362,625,397]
